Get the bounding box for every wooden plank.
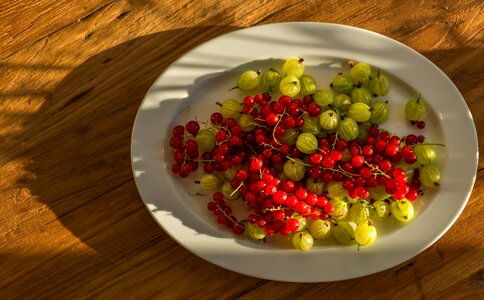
[0,0,117,59]
[0,0,242,248]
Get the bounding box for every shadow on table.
[3,25,243,253]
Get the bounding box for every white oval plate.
[131,23,478,282]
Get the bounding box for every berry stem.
[230,182,244,198]
[331,132,339,151]
[272,109,286,145]
[215,203,244,229]
[364,161,391,178]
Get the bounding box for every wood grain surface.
[0,0,483,299]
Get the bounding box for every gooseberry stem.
[230,182,244,198]
[412,143,445,148]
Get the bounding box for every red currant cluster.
[169,92,427,238]
[170,121,201,178]
[337,127,422,201]
[206,192,245,235]
[235,158,333,236]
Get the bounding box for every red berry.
[186,120,200,135]
[216,130,227,143]
[257,219,267,228]
[404,134,418,145]
[322,155,336,168]
[174,150,185,164]
[295,116,304,127]
[203,163,215,173]
[335,139,347,150]
[272,153,283,164]
[324,204,334,214]
[378,159,392,172]
[233,225,245,235]
[375,140,387,152]
[273,191,287,204]
[342,162,354,173]
[362,145,374,157]
[355,186,369,199]
[404,153,417,164]
[243,95,254,107]
[172,125,185,137]
[265,113,279,126]
[285,218,300,232]
[416,120,426,129]
[360,167,372,178]
[307,103,321,117]
[230,125,243,137]
[249,157,263,172]
[296,201,310,215]
[282,180,296,193]
[348,188,358,199]
[349,145,360,156]
[366,136,377,145]
[393,168,407,181]
[373,154,383,163]
[272,102,285,114]
[272,210,285,221]
[410,178,422,189]
[330,150,343,161]
[279,95,292,105]
[210,112,223,125]
[223,118,237,129]
[295,188,308,201]
[366,176,378,188]
[171,163,181,174]
[385,143,399,156]
[322,171,332,183]
[379,131,390,141]
[286,195,298,207]
[391,152,402,163]
[305,193,318,206]
[265,184,277,196]
[213,191,224,203]
[351,155,365,168]
[287,103,300,116]
[342,179,355,190]
[406,188,418,201]
[369,125,379,136]
[274,126,286,138]
[245,192,256,203]
[400,145,414,158]
[262,92,271,101]
[355,176,366,186]
[316,196,328,207]
[303,95,313,105]
[389,136,401,145]
[282,115,296,129]
[309,152,323,165]
[185,139,198,153]
[170,136,184,149]
[332,172,343,181]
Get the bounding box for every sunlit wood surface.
[0,0,482,298]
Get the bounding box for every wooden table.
[1,0,483,298]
